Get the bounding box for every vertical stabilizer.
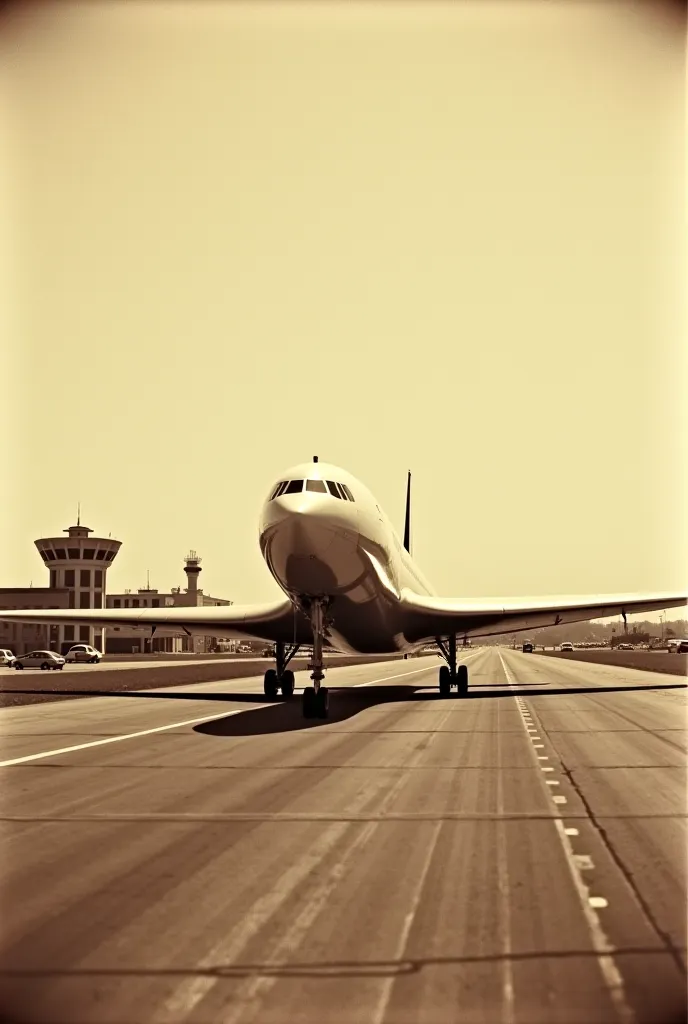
[403,471,412,554]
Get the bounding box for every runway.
[0,649,685,1023]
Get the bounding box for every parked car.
[560,642,574,652]
[14,650,65,670]
[64,644,102,664]
[522,641,534,653]
[668,639,688,654]
[0,648,16,668]
[617,642,634,651]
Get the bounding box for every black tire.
[58,665,63,670]
[312,686,329,719]
[263,668,279,698]
[302,686,316,718]
[281,669,295,698]
[41,663,50,671]
[15,663,23,670]
[457,663,469,697]
[439,665,451,696]
[91,657,97,664]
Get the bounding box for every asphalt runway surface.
[0,650,685,1024]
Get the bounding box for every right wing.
[0,599,313,645]
[399,589,687,644]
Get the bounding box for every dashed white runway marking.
[499,651,628,1020]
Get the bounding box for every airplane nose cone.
[259,494,360,595]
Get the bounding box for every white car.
[14,650,65,670]
[0,648,16,668]
[560,642,574,652]
[65,644,102,664]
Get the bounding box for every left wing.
[0,599,312,645]
[399,590,687,644]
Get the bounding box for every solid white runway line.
[0,662,438,767]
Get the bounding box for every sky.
[2,0,686,623]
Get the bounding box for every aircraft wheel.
[302,686,316,718]
[315,686,329,719]
[263,668,279,698]
[280,669,295,698]
[439,665,451,697]
[457,663,469,697]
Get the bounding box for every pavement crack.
[559,758,687,977]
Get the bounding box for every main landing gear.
[436,634,469,698]
[263,642,299,699]
[302,597,330,720]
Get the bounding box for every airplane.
[1,457,685,719]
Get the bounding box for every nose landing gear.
[435,634,469,697]
[263,642,300,699]
[302,597,331,719]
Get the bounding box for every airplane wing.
[399,590,687,644]
[0,599,313,645]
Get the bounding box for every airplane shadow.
[4,681,684,737]
[194,680,686,737]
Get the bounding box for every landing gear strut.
[263,641,299,699]
[302,597,330,720]
[435,634,469,697]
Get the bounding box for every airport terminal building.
[106,552,232,654]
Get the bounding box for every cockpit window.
[271,478,353,500]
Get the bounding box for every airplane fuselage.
[259,461,434,654]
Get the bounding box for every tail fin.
[403,471,412,554]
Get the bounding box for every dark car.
[522,641,534,653]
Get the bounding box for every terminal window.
[84,549,95,559]
[55,549,66,559]
[65,570,75,587]
[68,549,79,559]
[80,570,90,587]
[79,593,90,609]
[95,551,106,560]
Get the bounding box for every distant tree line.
[490,618,687,648]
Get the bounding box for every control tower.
[183,550,202,605]
[34,513,121,653]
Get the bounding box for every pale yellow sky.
[2,0,686,610]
